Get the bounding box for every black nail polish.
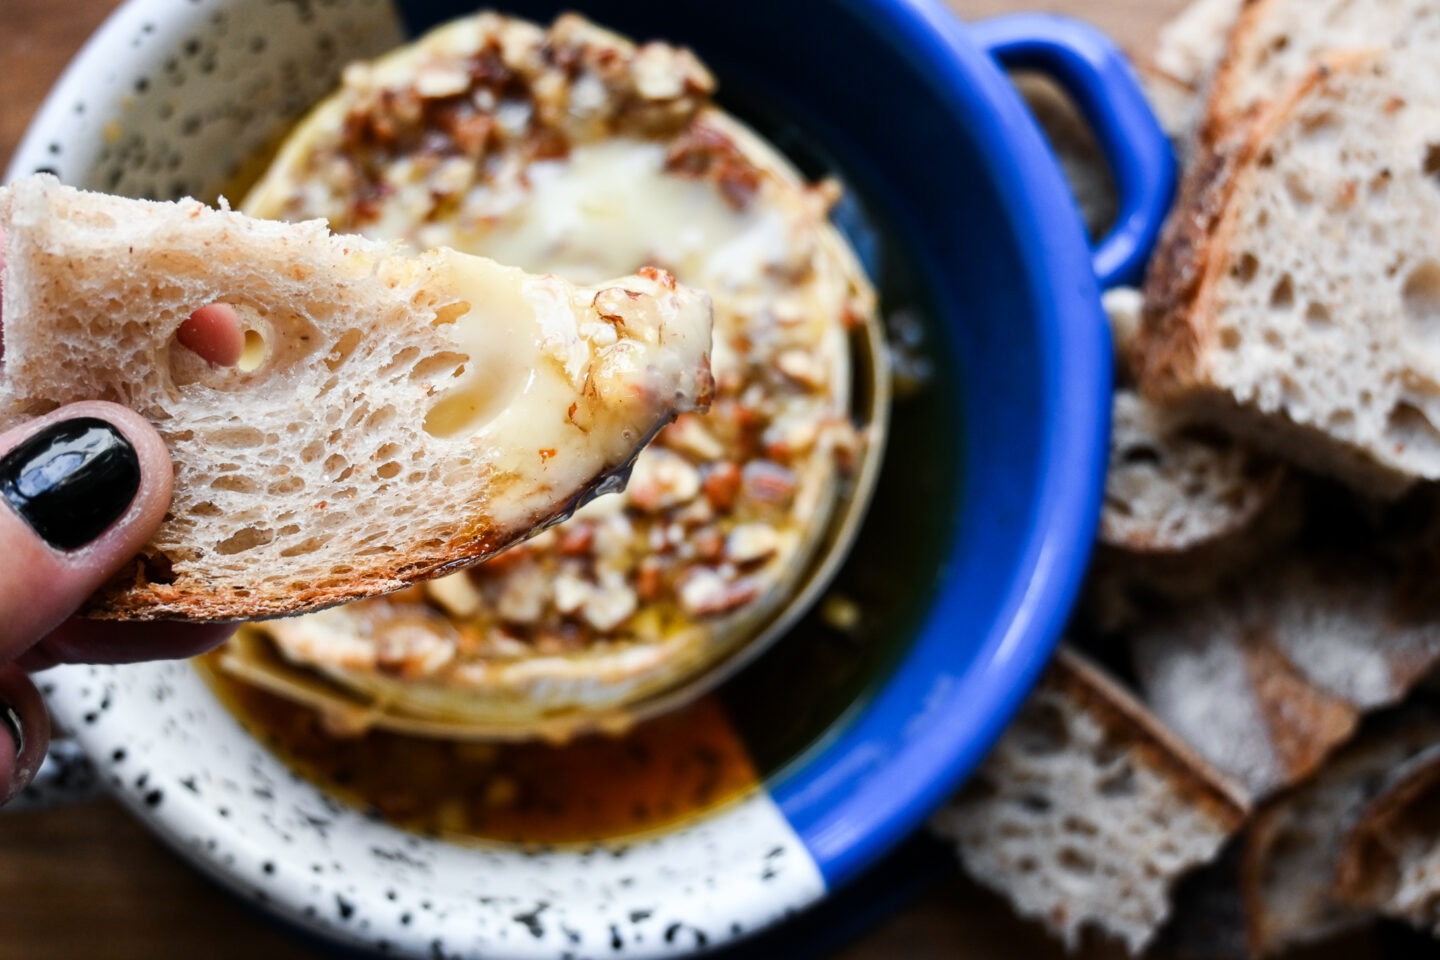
[0,702,22,761]
[0,418,142,550]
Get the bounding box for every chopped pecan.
[664,122,762,210]
[741,460,798,509]
[660,413,724,460]
[677,568,762,617]
[582,577,637,632]
[692,527,725,562]
[626,448,701,512]
[558,523,595,556]
[726,523,781,565]
[636,557,665,602]
[701,460,742,511]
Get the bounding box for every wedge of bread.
[0,174,713,620]
[1137,53,1440,496]
[1130,552,1440,797]
[1331,743,1440,934]
[1104,383,1286,553]
[1242,705,1440,956]
[931,647,1247,956]
[1079,469,1304,638]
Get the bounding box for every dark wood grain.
[0,1,1186,959]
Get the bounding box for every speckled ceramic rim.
[8,0,1173,955]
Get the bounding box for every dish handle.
[972,13,1177,289]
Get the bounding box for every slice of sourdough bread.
[1332,728,1440,934]
[1243,705,1440,956]
[1103,386,1286,553]
[0,175,713,620]
[1130,552,1440,797]
[931,647,1247,956]
[1203,0,1439,141]
[1136,53,1440,496]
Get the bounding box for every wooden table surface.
[0,1,1185,958]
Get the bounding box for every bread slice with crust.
[1242,705,1440,956]
[1104,377,1286,554]
[1130,551,1440,797]
[0,174,713,620]
[1136,53,1440,496]
[1331,731,1440,934]
[931,647,1247,956]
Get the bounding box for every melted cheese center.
[420,139,782,287]
[422,254,540,439]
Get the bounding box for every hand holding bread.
[0,174,714,622]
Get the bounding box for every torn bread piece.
[0,174,714,620]
[1104,380,1286,554]
[931,647,1247,956]
[1079,470,1303,638]
[1137,53,1440,496]
[1329,720,1440,936]
[1242,705,1440,956]
[1130,552,1440,797]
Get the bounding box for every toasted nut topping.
[701,461,742,511]
[425,571,483,618]
[496,561,547,624]
[726,523,781,565]
[582,576,638,631]
[627,448,702,512]
[741,460,798,509]
[677,568,762,617]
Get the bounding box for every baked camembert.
[226,11,880,736]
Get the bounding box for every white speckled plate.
[37,661,822,957]
[8,0,1136,954]
[9,2,826,954]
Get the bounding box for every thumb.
[0,401,172,663]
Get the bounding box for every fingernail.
[0,701,22,763]
[0,418,142,550]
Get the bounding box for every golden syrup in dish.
[199,650,759,844]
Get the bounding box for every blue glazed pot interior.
[392,0,1110,885]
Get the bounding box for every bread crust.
[1052,647,1251,822]
[1239,707,1440,955]
[91,466,622,620]
[1197,0,1280,145]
